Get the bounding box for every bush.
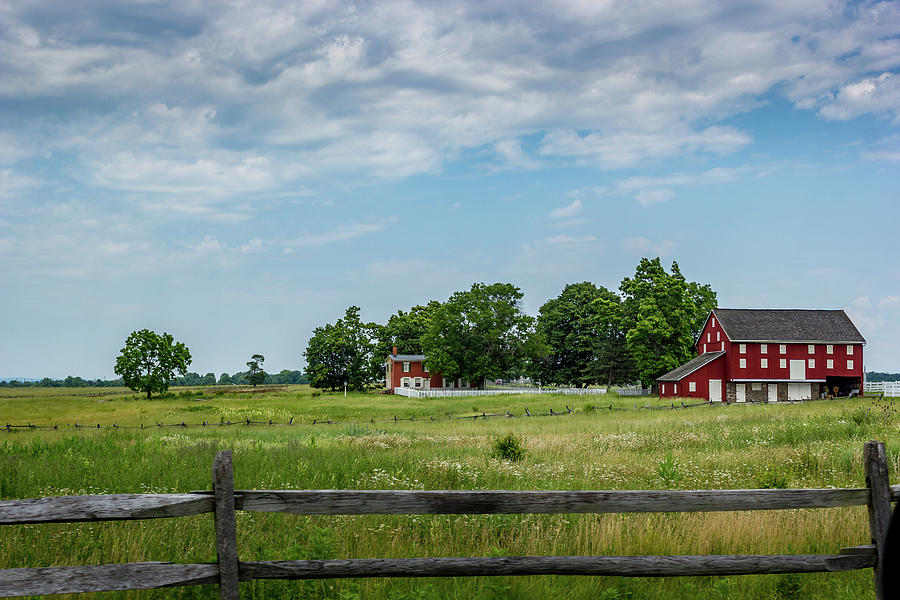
[492,433,526,462]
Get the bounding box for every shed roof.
[387,354,426,362]
[657,351,725,382]
[712,309,865,343]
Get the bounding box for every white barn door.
[768,384,778,403]
[789,360,806,380]
[708,379,722,402]
[736,384,746,403]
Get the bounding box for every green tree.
[246,354,266,387]
[376,301,441,358]
[304,306,379,391]
[619,258,717,387]
[535,282,631,387]
[422,283,544,388]
[114,329,192,399]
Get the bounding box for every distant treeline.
[865,372,900,382]
[0,370,308,388]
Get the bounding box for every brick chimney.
[392,346,397,356]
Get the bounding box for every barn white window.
[761,358,768,369]
[712,318,716,327]
[779,359,787,369]
[847,360,854,370]
[847,345,854,355]
[707,333,711,342]
[721,342,725,351]
[402,362,410,373]
[752,383,762,391]
[827,359,834,369]
[826,345,833,355]
[661,384,666,394]
[717,332,721,342]
[761,344,767,354]
[703,343,707,353]
[689,381,696,392]
[673,384,678,394]
[808,359,815,369]
[808,344,815,354]
[414,377,423,388]
[739,344,746,354]
[739,358,747,368]
[779,344,786,354]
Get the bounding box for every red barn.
[657,309,865,402]
[384,348,475,392]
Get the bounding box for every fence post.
[213,451,240,600]
[864,440,891,600]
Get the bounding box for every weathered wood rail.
[0,442,897,599]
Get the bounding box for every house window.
[847,360,854,370]
[780,359,787,369]
[847,345,854,355]
[739,344,746,354]
[402,377,411,388]
[673,384,678,394]
[689,381,696,392]
[716,332,721,342]
[661,384,666,394]
[808,359,815,369]
[761,344,767,354]
[826,345,833,355]
[808,344,815,354]
[414,377,423,388]
[402,362,410,373]
[761,358,768,369]
[779,344,786,354]
[827,359,834,369]
[739,358,746,369]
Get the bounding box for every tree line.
[304,258,717,391]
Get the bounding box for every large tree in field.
[303,306,380,391]
[114,329,192,399]
[422,283,544,388]
[535,282,632,387]
[246,354,266,387]
[619,258,717,388]
[376,301,441,358]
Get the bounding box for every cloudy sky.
[1,0,899,378]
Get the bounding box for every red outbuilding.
[384,348,475,392]
[657,309,865,402]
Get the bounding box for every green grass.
[0,388,897,599]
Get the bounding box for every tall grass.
[0,389,896,599]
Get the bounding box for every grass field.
[0,386,897,599]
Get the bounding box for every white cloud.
[634,189,674,207]
[878,296,900,309]
[616,167,748,191]
[543,234,597,245]
[820,73,900,123]
[549,199,582,219]
[193,235,223,254]
[621,237,677,256]
[286,219,392,248]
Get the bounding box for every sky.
[1,0,899,379]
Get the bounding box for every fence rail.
[392,386,649,398]
[0,442,896,598]
[865,381,900,396]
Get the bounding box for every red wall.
[659,355,726,400]
[726,342,862,381]
[388,359,443,388]
[696,313,731,356]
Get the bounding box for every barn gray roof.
[713,309,865,343]
[657,351,725,382]
[387,354,426,362]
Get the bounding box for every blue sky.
[1,0,899,378]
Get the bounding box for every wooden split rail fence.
[0,442,897,599]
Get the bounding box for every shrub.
[492,433,526,462]
[656,452,682,486]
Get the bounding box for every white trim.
[731,378,826,383]
[729,339,864,344]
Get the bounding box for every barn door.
[736,384,746,403]
[768,384,778,403]
[789,360,806,380]
[708,379,722,402]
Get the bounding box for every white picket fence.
[392,387,649,399]
[864,381,900,396]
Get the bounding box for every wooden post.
[864,440,891,600]
[213,451,240,600]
